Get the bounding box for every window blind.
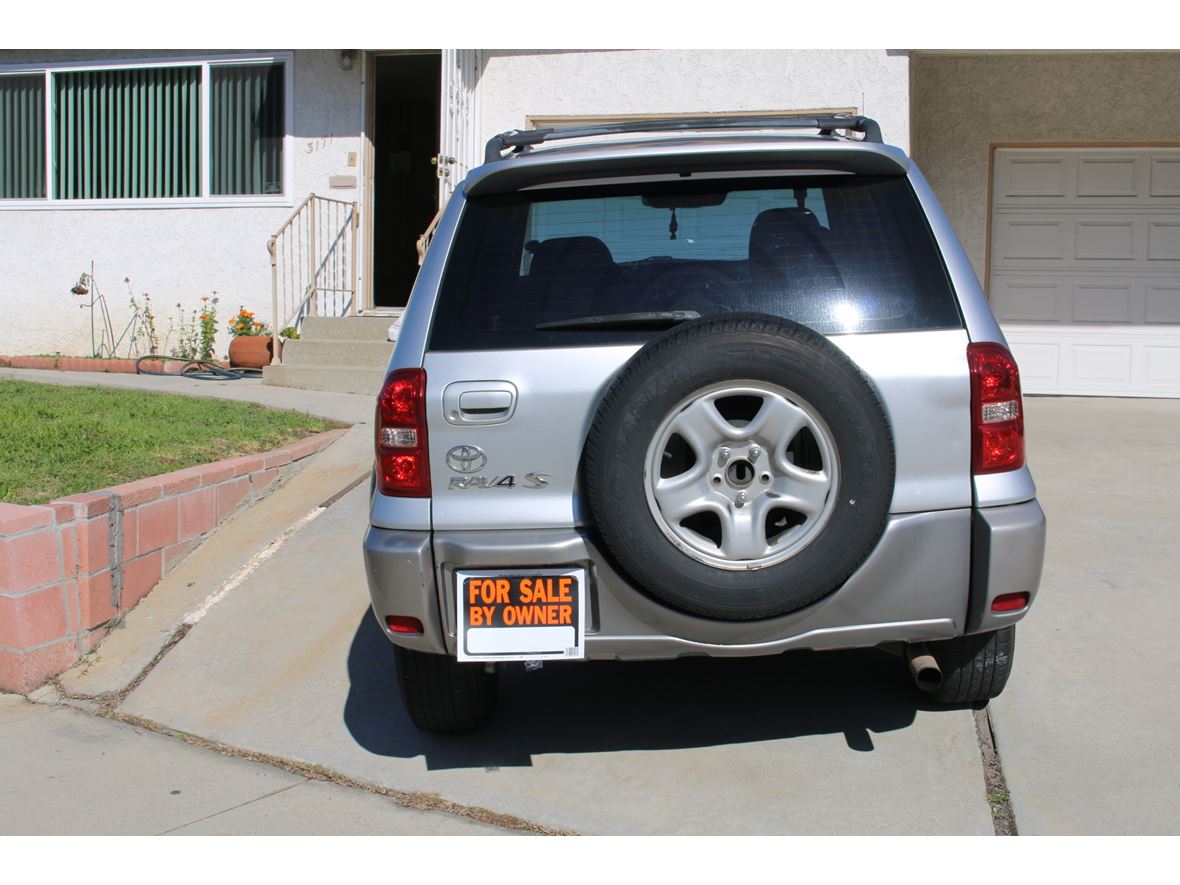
[211,63,284,196]
[0,74,46,199]
[53,66,201,199]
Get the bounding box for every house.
[2,49,1178,397]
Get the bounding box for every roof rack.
[483,114,883,164]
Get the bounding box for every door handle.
[443,382,517,425]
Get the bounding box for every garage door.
[989,147,1180,397]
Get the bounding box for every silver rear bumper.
[363,500,1045,660]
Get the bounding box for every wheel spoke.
[653,467,716,521]
[766,466,832,516]
[718,506,771,560]
[670,397,740,452]
[745,393,808,451]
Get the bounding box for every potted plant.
[226,307,275,368]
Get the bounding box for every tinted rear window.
[429,175,960,350]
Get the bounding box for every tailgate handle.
[444,382,518,425]
[459,390,512,415]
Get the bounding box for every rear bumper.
[363,500,1045,660]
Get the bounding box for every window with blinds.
[54,66,201,199]
[0,74,46,199]
[0,56,288,202]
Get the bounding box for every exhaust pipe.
[905,643,942,692]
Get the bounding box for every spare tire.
[583,313,895,620]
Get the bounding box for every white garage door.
[989,147,1180,397]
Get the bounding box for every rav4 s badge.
[445,446,549,490]
[448,473,551,490]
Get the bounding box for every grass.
[0,381,344,506]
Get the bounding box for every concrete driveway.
[12,392,1180,834]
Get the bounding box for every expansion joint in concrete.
[974,704,1018,836]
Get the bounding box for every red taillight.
[968,342,1025,474]
[991,592,1030,613]
[385,615,424,634]
[376,368,431,497]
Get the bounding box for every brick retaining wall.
[0,428,346,693]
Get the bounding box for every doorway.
[369,53,441,309]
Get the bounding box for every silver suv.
[363,115,1047,733]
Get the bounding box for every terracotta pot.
[228,335,278,368]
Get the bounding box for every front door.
[369,52,441,310]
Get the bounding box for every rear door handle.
[443,381,518,425]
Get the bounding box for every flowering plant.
[227,306,270,337]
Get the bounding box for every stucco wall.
[478,49,911,151]
[910,52,1180,284]
[0,50,362,358]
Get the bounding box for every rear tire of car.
[395,646,498,733]
[925,626,1016,704]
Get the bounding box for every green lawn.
[0,381,344,506]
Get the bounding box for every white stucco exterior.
[478,49,910,152]
[0,50,363,358]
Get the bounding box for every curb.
[0,428,348,693]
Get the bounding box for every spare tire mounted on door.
[583,314,896,621]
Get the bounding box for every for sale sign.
[456,568,586,662]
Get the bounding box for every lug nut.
[749,446,762,460]
[736,491,748,508]
[718,447,731,465]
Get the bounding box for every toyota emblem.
[446,445,487,474]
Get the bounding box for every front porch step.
[262,364,388,397]
[300,315,397,341]
[263,315,398,395]
[279,338,394,368]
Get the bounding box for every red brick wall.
[0,429,346,693]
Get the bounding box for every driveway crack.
[974,705,1018,835]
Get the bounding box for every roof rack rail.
[483,114,883,164]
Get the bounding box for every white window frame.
[0,51,294,210]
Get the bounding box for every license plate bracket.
[455,568,586,662]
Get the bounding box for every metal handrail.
[268,194,359,362]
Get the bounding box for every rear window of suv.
[428,174,961,351]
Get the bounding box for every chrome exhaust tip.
[905,643,943,692]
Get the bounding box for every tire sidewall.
[586,314,895,620]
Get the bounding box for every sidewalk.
[0,367,374,425]
[0,693,508,835]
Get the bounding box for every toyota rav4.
[363,115,1047,733]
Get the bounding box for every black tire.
[583,313,895,621]
[395,646,498,733]
[926,627,1016,704]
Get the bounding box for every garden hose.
[134,356,264,382]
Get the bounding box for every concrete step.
[280,338,394,368]
[262,364,387,397]
[299,316,397,342]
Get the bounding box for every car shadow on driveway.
[343,611,944,771]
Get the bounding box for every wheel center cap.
[726,458,755,489]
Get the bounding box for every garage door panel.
[1008,341,1062,386]
[1147,222,1180,260]
[997,219,1066,260]
[991,147,1180,397]
[1150,159,1180,197]
[1073,345,1132,382]
[991,281,1066,322]
[1075,220,1136,260]
[1003,157,1068,197]
[1146,286,1180,323]
[1146,347,1180,383]
[1077,158,1138,197]
[1072,283,1137,323]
